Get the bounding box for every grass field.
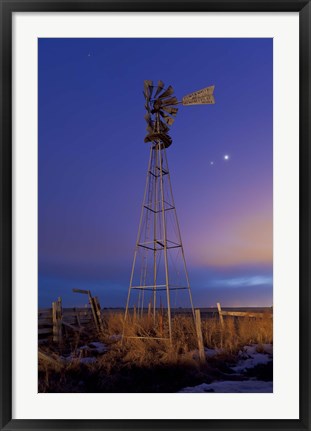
[38,311,273,393]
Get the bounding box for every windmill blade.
[182,85,215,105]
[159,85,174,99]
[160,111,175,126]
[144,80,153,100]
[162,106,178,116]
[144,113,151,123]
[146,121,154,133]
[154,80,165,98]
[165,117,175,126]
[160,96,178,107]
[144,80,153,93]
[159,120,169,133]
[144,113,154,133]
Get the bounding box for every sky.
[38,38,273,308]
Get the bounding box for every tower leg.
[159,143,172,344]
[153,147,158,325]
[122,146,153,341]
[163,148,196,324]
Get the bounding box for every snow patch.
[179,380,273,393]
[110,334,122,341]
[232,344,272,372]
[80,357,97,365]
[88,342,107,353]
[60,341,108,365]
[204,348,221,358]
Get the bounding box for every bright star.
[224,154,230,161]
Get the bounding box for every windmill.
[122,80,215,344]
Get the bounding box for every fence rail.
[216,302,272,328]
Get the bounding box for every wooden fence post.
[72,288,104,333]
[195,309,205,363]
[93,296,104,333]
[52,297,62,344]
[88,295,99,332]
[148,302,151,321]
[74,307,81,329]
[160,296,163,317]
[217,302,224,328]
[52,300,57,342]
[159,312,163,337]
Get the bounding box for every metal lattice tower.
[122,80,215,344]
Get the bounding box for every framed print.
[1,1,310,430]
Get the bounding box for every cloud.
[211,275,272,288]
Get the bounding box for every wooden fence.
[216,302,272,328]
[39,297,272,349]
[38,290,104,344]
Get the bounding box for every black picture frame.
[1,1,310,430]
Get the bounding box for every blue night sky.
[38,38,273,308]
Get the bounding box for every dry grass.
[38,311,273,393]
[202,313,273,353]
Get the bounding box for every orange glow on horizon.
[187,207,272,267]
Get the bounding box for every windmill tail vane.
[143,80,215,148]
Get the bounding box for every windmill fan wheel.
[143,80,179,148]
